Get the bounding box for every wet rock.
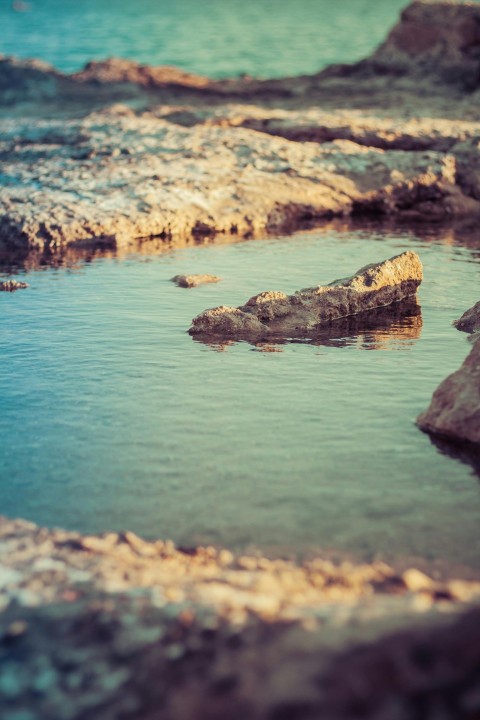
[172,274,221,288]
[454,300,480,337]
[0,280,29,291]
[189,251,423,339]
[417,338,480,446]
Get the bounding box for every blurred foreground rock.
[189,251,422,339]
[0,516,480,720]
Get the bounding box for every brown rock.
[367,0,480,89]
[417,338,480,445]
[171,274,221,288]
[454,300,480,336]
[189,251,423,339]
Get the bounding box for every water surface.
[2,0,407,77]
[1,225,479,573]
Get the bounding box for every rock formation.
[417,338,480,446]
[2,4,480,258]
[351,0,480,90]
[189,251,423,339]
[171,274,221,288]
[3,113,480,256]
[454,300,480,336]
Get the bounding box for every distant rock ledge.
[189,251,423,339]
[2,2,480,257]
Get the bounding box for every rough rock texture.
[417,339,480,445]
[172,274,221,288]
[454,300,480,336]
[189,251,423,339]
[0,516,479,720]
[3,4,480,258]
[0,279,28,291]
[3,113,479,256]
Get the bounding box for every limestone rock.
[189,251,423,339]
[3,114,474,256]
[171,274,221,288]
[417,339,480,446]
[454,300,480,336]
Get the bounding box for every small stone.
[402,569,433,592]
[172,274,221,288]
[0,280,29,292]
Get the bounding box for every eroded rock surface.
[0,516,479,720]
[3,113,479,256]
[172,274,221,288]
[417,338,480,446]
[2,4,480,258]
[190,251,423,339]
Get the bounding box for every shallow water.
[2,0,407,78]
[1,225,479,572]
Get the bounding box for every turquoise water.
[1,225,479,572]
[1,0,407,77]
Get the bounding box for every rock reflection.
[1,217,479,274]
[194,299,422,352]
[429,435,480,479]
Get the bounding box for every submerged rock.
[454,300,480,337]
[171,274,221,288]
[417,339,480,446]
[189,251,423,339]
[0,279,29,291]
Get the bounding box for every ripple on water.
[0,225,479,574]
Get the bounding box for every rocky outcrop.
[417,339,480,446]
[3,2,480,115]
[364,0,480,90]
[172,274,221,288]
[3,4,480,259]
[0,279,28,291]
[3,114,479,256]
[0,516,479,720]
[189,251,423,339]
[454,300,480,336]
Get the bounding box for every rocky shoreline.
[1,516,480,720]
[1,1,480,716]
[2,2,480,257]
